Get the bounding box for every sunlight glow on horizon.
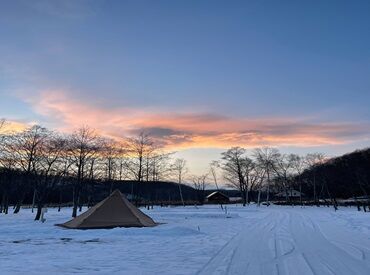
[5,89,368,153]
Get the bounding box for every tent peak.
[111,189,122,195]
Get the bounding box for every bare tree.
[273,154,295,203]
[254,147,280,205]
[67,126,101,217]
[117,157,129,181]
[171,158,187,206]
[100,138,121,193]
[305,153,326,204]
[148,150,173,182]
[291,154,306,205]
[221,147,248,206]
[6,125,49,213]
[248,163,266,204]
[0,118,6,164]
[33,133,67,220]
[209,161,220,190]
[126,132,154,182]
[0,119,12,214]
[191,174,208,204]
[242,157,262,205]
[125,132,158,205]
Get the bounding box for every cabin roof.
[206,191,229,199]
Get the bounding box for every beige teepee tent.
[57,190,157,229]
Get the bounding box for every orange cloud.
[22,90,370,150]
[0,120,29,134]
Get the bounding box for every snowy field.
[1,204,370,275]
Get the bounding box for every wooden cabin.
[206,191,230,204]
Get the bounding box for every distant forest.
[1,119,369,220]
[298,148,370,202]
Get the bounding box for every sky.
[1,0,370,175]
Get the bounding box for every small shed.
[206,191,230,204]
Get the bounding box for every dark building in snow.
[206,191,230,204]
[274,190,305,200]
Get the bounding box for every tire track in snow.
[305,213,370,262]
[198,207,370,275]
[306,212,368,261]
[290,211,370,275]
[197,212,275,275]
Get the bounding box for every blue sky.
[1,0,370,174]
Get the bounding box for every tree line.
[218,146,370,210]
[0,120,192,219]
[1,119,369,220]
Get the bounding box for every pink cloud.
[22,90,370,150]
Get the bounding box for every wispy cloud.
[21,90,370,150]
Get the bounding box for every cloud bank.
[21,90,370,150]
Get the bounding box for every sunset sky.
[1,0,370,175]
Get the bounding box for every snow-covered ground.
[0,204,369,275]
